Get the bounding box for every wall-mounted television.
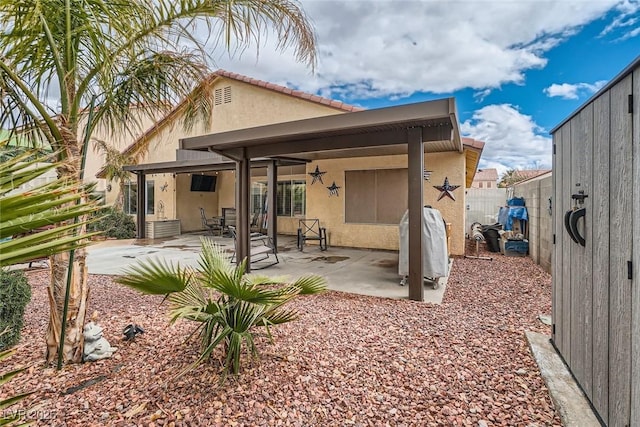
[190,174,217,192]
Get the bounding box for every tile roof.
[461,137,485,150]
[474,168,498,181]
[512,169,551,181]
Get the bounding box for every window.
[345,169,407,224]
[251,182,267,214]
[479,181,483,188]
[146,181,155,214]
[251,180,305,217]
[123,180,155,215]
[123,181,137,215]
[277,180,306,216]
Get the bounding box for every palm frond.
[116,259,192,294]
[168,281,215,323]
[197,237,234,278]
[261,307,299,326]
[289,274,328,295]
[0,228,100,266]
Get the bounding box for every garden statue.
[82,322,118,361]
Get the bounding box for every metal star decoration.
[327,181,341,197]
[433,177,460,201]
[308,165,327,185]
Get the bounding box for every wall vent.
[214,86,232,106]
[224,86,232,104]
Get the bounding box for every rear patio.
[84,232,448,303]
[5,240,565,425]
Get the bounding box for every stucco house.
[93,70,484,258]
[471,168,498,189]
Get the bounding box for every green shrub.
[117,238,327,381]
[0,270,31,351]
[88,207,136,239]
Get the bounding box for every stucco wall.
[512,173,552,273]
[83,106,164,192]
[211,82,344,132]
[304,151,466,255]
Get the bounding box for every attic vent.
[214,86,232,106]
[224,86,232,104]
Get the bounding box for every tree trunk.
[45,126,90,365]
[46,247,89,364]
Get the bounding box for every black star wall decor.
[327,181,341,197]
[308,165,327,185]
[433,177,460,201]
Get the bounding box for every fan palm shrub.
[0,148,101,266]
[117,238,326,379]
[0,338,34,427]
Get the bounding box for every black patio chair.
[297,219,328,251]
[199,207,224,236]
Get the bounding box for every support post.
[136,172,146,238]
[236,154,251,269]
[267,161,278,247]
[407,127,424,301]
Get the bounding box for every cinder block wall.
[512,174,552,273]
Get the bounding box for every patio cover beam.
[408,127,424,301]
[122,157,306,175]
[135,172,146,238]
[267,161,277,247]
[236,154,251,264]
[182,98,460,152]
[213,124,452,160]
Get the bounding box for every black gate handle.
[569,208,586,247]
[564,210,579,244]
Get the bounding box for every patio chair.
[221,207,236,236]
[199,207,224,236]
[250,211,262,233]
[227,226,279,269]
[297,219,328,251]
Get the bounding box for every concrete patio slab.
[85,232,448,303]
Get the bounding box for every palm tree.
[498,168,518,188]
[1,146,100,426]
[117,238,326,380]
[0,0,316,364]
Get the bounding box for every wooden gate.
[551,57,639,426]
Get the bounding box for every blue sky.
[213,0,639,177]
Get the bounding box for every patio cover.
[180,98,462,302]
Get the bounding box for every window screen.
[345,169,407,224]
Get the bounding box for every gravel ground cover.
[2,242,560,426]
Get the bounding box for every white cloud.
[600,0,640,39]
[208,0,622,100]
[460,104,552,177]
[543,80,608,99]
